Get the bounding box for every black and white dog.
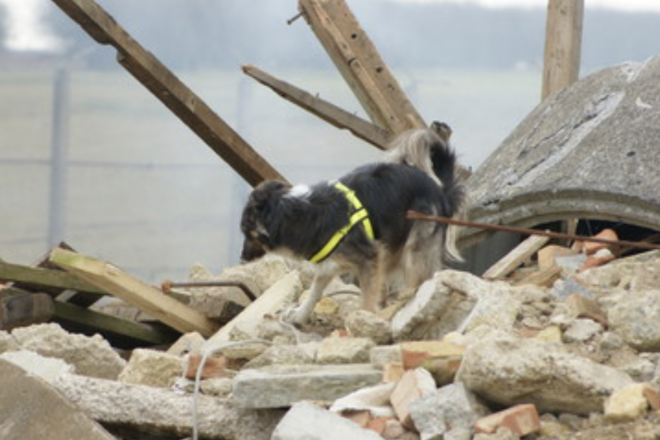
[240,126,463,324]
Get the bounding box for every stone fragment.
[118,348,182,388]
[382,419,405,439]
[0,349,73,382]
[409,382,489,440]
[345,309,392,345]
[316,336,374,364]
[608,289,660,351]
[604,383,649,423]
[11,323,125,379]
[534,325,563,343]
[370,345,403,368]
[456,334,633,414]
[390,368,437,428]
[232,364,382,408]
[200,377,233,397]
[166,331,205,356]
[271,401,382,440]
[244,343,316,369]
[52,372,282,439]
[563,318,603,343]
[474,404,540,436]
[0,360,116,440]
[564,293,608,326]
[538,245,576,270]
[580,248,616,271]
[391,270,477,341]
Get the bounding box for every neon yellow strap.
[309,182,374,263]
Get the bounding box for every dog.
[240,126,463,324]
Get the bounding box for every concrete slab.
[0,359,115,440]
[462,56,660,248]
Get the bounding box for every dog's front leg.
[286,264,337,325]
[358,253,384,312]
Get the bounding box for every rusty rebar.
[406,210,660,252]
[161,280,257,302]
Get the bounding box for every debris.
[316,336,375,364]
[390,367,437,428]
[473,403,540,436]
[0,359,116,440]
[118,348,183,388]
[232,364,382,409]
[603,383,651,423]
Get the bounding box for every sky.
[1,0,660,52]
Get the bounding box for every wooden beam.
[0,259,106,298]
[482,235,550,280]
[49,249,219,337]
[299,0,426,134]
[542,0,584,99]
[49,0,285,187]
[53,301,178,347]
[242,65,393,150]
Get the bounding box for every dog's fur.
[240,127,463,324]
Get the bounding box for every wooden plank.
[0,259,106,299]
[49,248,219,337]
[299,0,426,134]
[541,0,584,99]
[49,0,285,187]
[53,301,177,347]
[482,235,550,280]
[242,64,393,150]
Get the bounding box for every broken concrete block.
[400,338,465,385]
[166,331,205,356]
[244,343,316,369]
[316,336,374,364]
[271,401,383,440]
[564,293,608,326]
[409,382,489,440]
[118,348,182,388]
[534,325,563,343]
[52,372,282,440]
[456,334,633,414]
[0,359,116,440]
[563,318,603,343]
[370,345,403,368]
[11,323,126,379]
[474,403,540,436]
[0,349,73,382]
[232,364,382,408]
[345,310,392,345]
[391,270,476,341]
[608,289,660,351]
[390,367,437,428]
[604,383,650,423]
[199,377,233,398]
[538,245,576,270]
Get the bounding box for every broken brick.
[474,403,540,436]
[390,368,436,428]
[382,361,405,383]
[185,353,227,380]
[582,229,618,254]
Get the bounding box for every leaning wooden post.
[298,0,426,134]
[541,0,584,100]
[49,0,285,187]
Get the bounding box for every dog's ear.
[251,180,290,205]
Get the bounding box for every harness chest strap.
[309,182,374,263]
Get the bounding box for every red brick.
[185,353,227,380]
[582,229,618,254]
[474,404,540,436]
[366,416,391,435]
[390,368,436,428]
[341,410,371,428]
[643,385,660,411]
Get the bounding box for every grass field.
[0,66,541,283]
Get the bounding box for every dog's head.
[240,180,291,262]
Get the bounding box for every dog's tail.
[384,125,464,262]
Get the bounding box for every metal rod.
[406,211,660,252]
[161,280,257,302]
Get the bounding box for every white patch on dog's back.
[285,184,312,200]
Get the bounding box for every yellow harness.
[309,182,375,263]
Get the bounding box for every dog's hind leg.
[286,263,338,325]
[357,248,385,312]
[402,222,444,291]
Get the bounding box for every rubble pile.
[2,236,660,440]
